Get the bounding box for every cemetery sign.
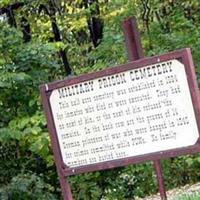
[40,48,200,176]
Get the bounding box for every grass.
[173,192,200,200]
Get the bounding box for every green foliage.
[1,0,200,199]
[0,12,60,198]
[163,155,200,190]
[70,172,103,200]
[0,173,57,200]
[101,163,156,199]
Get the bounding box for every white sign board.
[50,59,199,168]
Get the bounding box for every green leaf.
[0,128,22,142]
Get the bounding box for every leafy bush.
[0,173,57,200]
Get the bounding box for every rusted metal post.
[122,16,167,200]
[154,160,167,200]
[122,16,144,61]
[59,173,73,200]
[40,86,73,200]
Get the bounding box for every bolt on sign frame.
[40,47,200,200]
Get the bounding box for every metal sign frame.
[40,18,200,200]
[40,48,200,177]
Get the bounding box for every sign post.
[40,86,73,200]
[122,16,167,199]
[40,18,200,200]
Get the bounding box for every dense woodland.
[1,0,200,199]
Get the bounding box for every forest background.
[1,0,200,199]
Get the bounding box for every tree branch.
[0,2,24,15]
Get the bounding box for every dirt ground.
[135,182,200,200]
